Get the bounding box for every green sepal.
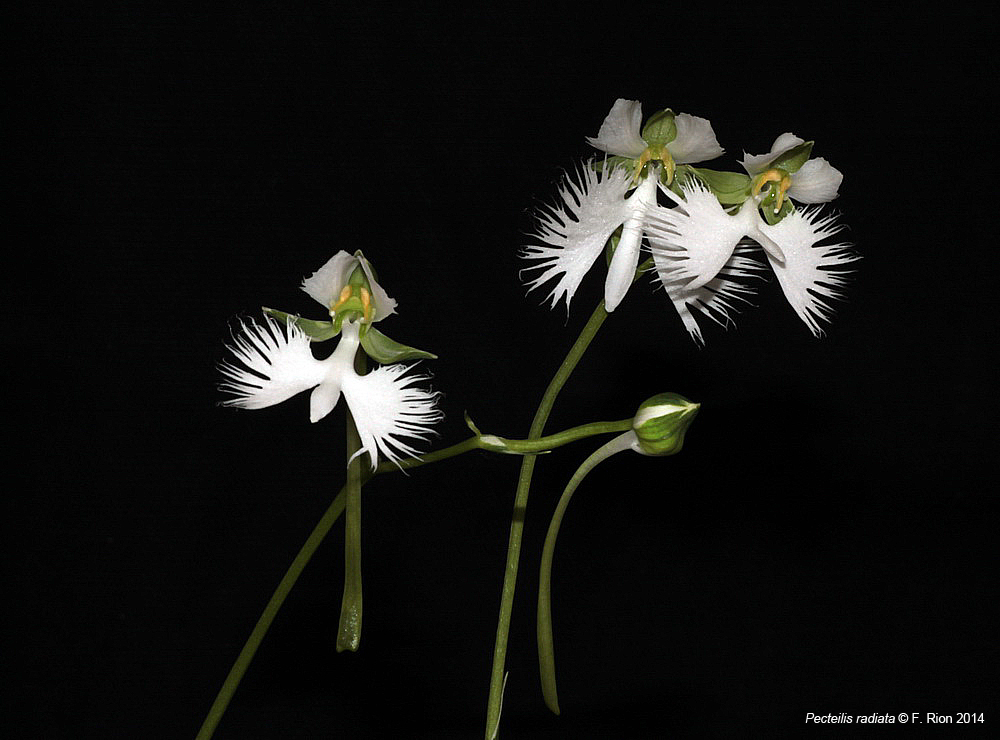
[360,325,437,364]
[769,141,813,173]
[262,307,340,341]
[347,263,369,289]
[641,109,676,148]
[354,249,382,284]
[679,166,753,205]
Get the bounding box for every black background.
[14,3,996,738]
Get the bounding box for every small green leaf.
[681,167,753,205]
[641,109,676,148]
[360,326,437,363]
[262,307,339,341]
[464,411,482,436]
[769,140,813,173]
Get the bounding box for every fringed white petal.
[740,132,806,175]
[788,157,843,204]
[341,364,443,470]
[219,315,328,409]
[604,173,658,311]
[646,180,751,292]
[654,242,763,344]
[301,251,357,309]
[667,112,724,164]
[753,207,857,336]
[584,99,647,159]
[521,160,633,310]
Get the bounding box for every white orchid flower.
[220,316,441,467]
[741,133,844,208]
[646,179,856,343]
[521,100,725,314]
[220,253,440,468]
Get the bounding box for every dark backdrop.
[14,3,996,738]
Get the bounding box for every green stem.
[537,431,636,714]
[485,299,610,740]
[195,489,349,740]
[337,414,364,651]
[393,418,634,470]
[484,259,654,738]
[195,418,630,739]
[337,353,367,652]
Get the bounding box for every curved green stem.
[485,259,654,739]
[537,431,636,714]
[195,418,631,739]
[485,299,610,739]
[195,488,350,740]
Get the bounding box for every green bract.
[641,109,677,149]
[631,392,699,456]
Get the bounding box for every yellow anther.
[632,146,675,185]
[330,284,353,313]
[752,169,784,197]
[660,146,676,185]
[632,149,652,184]
[359,287,372,323]
[773,174,792,214]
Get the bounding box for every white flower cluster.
[522,99,855,343]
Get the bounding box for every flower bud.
[631,392,699,456]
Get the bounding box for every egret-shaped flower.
[219,253,441,468]
[522,99,724,313]
[647,145,855,343]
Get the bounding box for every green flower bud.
[641,109,677,149]
[631,392,699,456]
